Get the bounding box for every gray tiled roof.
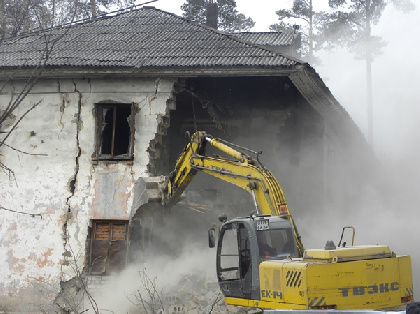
[0,7,301,70]
[0,6,370,161]
[230,32,298,46]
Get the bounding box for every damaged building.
[0,5,373,311]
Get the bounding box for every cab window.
[257,228,297,259]
[219,224,239,280]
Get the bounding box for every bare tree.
[55,243,100,313]
[0,0,136,40]
[0,17,69,179]
[128,269,165,313]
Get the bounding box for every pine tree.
[181,0,255,32]
[270,0,328,64]
[318,0,415,145]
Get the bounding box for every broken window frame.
[93,103,136,161]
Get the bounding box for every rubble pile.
[158,274,256,314]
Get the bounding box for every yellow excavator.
[160,131,413,311]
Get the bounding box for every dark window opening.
[95,103,135,160]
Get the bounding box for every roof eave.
[289,65,372,157]
[0,65,303,79]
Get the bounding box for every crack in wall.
[84,78,92,103]
[62,80,82,267]
[148,78,161,107]
[58,79,66,132]
[58,97,66,132]
[55,81,92,312]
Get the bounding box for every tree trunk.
[366,53,373,146]
[308,0,314,63]
[365,0,373,146]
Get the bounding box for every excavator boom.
[161,131,304,256]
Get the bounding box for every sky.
[147,0,335,31]
[149,0,295,31]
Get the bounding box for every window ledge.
[92,156,134,165]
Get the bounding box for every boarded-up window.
[94,103,135,161]
[90,220,129,275]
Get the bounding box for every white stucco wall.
[0,76,176,309]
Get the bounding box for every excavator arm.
[161,131,305,256]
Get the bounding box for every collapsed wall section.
[160,76,327,216]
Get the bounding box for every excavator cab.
[214,215,414,311]
[215,215,298,301]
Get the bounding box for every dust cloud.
[90,241,218,313]
[314,3,420,299]
[88,5,420,311]
[90,196,228,312]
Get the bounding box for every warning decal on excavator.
[257,219,269,230]
[308,296,326,307]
